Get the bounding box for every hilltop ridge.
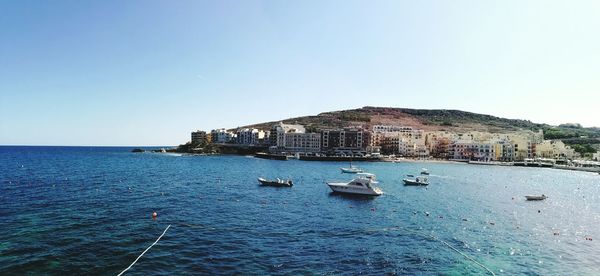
[244,106,545,133]
[239,106,599,153]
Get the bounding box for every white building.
[270,122,306,148]
[211,128,235,144]
[236,128,266,145]
[451,140,503,161]
[284,132,321,153]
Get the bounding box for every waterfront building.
[428,136,452,158]
[499,139,515,161]
[236,128,266,145]
[380,134,400,155]
[283,132,321,153]
[371,125,407,147]
[451,140,503,161]
[211,128,236,144]
[508,134,536,160]
[536,140,575,159]
[321,128,367,155]
[191,130,208,145]
[270,122,306,149]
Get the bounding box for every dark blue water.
[1,146,599,275]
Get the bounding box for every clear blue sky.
[1,1,599,146]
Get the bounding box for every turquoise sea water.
[1,146,599,275]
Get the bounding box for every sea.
[1,146,599,275]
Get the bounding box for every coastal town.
[186,123,600,171]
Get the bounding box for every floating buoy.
[152,212,158,219]
[538,210,541,213]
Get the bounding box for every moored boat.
[341,161,363,173]
[420,168,430,175]
[258,177,293,187]
[340,166,363,173]
[403,175,429,186]
[525,194,547,201]
[254,153,288,161]
[327,174,382,196]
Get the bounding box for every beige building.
[536,140,575,159]
[191,130,208,145]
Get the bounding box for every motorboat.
[525,194,547,201]
[420,168,430,175]
[403,175,429,186]
[327,174,382,196]
[257,177,293,187]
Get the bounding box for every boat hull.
[327,183,382,196]
[403,179,429,186]
[525,195,547,201]
[340,168,363,173]
[258,178,293,187]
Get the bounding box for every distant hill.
[234,106,599,156]
[244,106,599,136]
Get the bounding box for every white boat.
[403,175,429,186]
[257,177,293,187]
[340,162,363,173]
[525,194,547,201]
[340,166,363,173]
[420,168,430,175]
[327,173,382,196]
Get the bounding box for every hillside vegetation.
[245,106,596,134]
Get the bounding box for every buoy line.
[117,224,171,276]
[170,222,496,275]
[425,233,496,276]
[381,226,496,276]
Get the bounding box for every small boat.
[327,173,382,196]
[340,162,363,173]
[525,194,547,201]
[420,168,430,175]
[257,177,293,187]
[403,175,429,186]
[340,166,363,173]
